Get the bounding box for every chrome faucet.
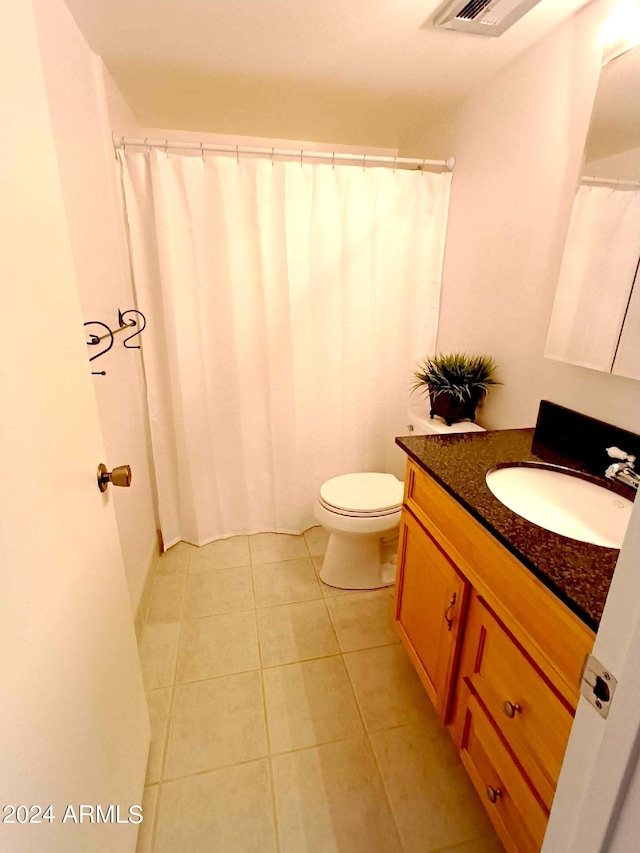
[605,447,640,490]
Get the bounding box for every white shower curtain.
[120,149,451,547]
[545,184,640,371]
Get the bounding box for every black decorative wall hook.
[117,308,146,349]
[85,309,147,376]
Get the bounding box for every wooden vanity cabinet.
[394,459,595,852]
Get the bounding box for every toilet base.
[320,530,398,590]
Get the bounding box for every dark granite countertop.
[396,428,633,632]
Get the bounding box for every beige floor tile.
[344,644,436,731]
[272,736,401,853]
[326,589,399,652]
[370,719,495,853]
[146,575,185,624]
[311,555,357,598]
[164,671,267,779]
[253,558,321,608]
[155,760,275,853]
[135,785,158,853]
[176,611,259,683]
[190,535,250,573]
[139,623,180,690]
[263,656,363,753]
[257,599,339,667]
[183,565,253,619]
[303,525,329,557]
[145,687,172,784]
[249,532,309,564]
[156,542,194,577]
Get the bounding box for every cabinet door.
[394,509,468,720]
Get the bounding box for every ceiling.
[63,0,594,141]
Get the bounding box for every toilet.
[315,410,486,590]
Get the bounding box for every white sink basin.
[485,465,633,548]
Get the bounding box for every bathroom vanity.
[394,407,637,852]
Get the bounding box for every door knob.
[486,785,503,804]
[97,463,132,492]
[502,700,522,719]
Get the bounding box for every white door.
[0,2,149,851]
[543,497,640,852]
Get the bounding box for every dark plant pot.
[428,387,484,426]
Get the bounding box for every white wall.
[585,144,640,179]
[437,0,640,435]
[32,0,158,612]
[105,59,456,153]
[102,63,144,137]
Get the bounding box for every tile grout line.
[165,638,402,688]
[142,532,413,852]
[323,586,400,655]
[251,545,282,853]
[341,643,408,853]
[158,722,424,785]
[141,532,306,851]
[145,569,188,626]
[147,549,191,853]
[140,565,166,853]
[138,556,172,852]
[309,539,404,848]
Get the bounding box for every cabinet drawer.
[460,694,548,853]
[461,593,574,807]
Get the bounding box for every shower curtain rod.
[113,136,455,171]
[581,175,640,189]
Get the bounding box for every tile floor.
[136,529,503,853]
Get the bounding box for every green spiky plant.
[412,353,501,425]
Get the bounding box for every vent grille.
[432,0,542,37]
[457,0,493,20]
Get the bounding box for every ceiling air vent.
[432,0,543,37]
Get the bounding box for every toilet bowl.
[316,410,486,590]
[315,472,403,590]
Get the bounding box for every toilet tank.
[406,403,486,435]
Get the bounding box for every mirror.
[545,45,640,380]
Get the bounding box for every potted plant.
[412,353,501,426]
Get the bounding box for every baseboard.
[134,536,161,644]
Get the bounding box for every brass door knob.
[486,785,503,804]
[97,463,132,492]
[502,700,522,719]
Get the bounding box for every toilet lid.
[320,473,403,515]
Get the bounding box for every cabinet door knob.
[486,785,503,804]
[97,463,132,492]
[502,700,522,719]
[444,592,457,632]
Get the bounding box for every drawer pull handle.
[444,592,457,632]
[486,785,503,804]
[503,701,522,719]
